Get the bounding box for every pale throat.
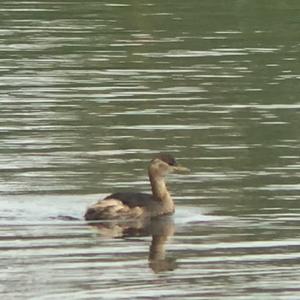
[148,171,172,203]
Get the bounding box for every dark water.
[1,0,300,299]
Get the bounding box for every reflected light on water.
[0,0,300,299]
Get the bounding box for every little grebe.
[84,153,189,221]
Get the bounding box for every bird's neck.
[148,172,173,207]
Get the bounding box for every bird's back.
[85,192,155,220]
[84,192,173,220]
[105,192,154,208]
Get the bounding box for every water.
[1,0,300,299]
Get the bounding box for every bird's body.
[84,153,189,221]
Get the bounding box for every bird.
[84,153,189,221]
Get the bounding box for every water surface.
[0,0,300,299]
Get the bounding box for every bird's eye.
[169,159,177,166]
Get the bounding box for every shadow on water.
[87,215,177,273]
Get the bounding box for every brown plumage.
[84,153,189,221]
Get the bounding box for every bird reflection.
[87,216,177,273]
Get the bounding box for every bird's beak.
[172,164,190,173]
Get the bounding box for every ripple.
[137,49,247,58]
[1,0,300,299]
[110,125,231,130]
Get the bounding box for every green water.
[0,1,299,299]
